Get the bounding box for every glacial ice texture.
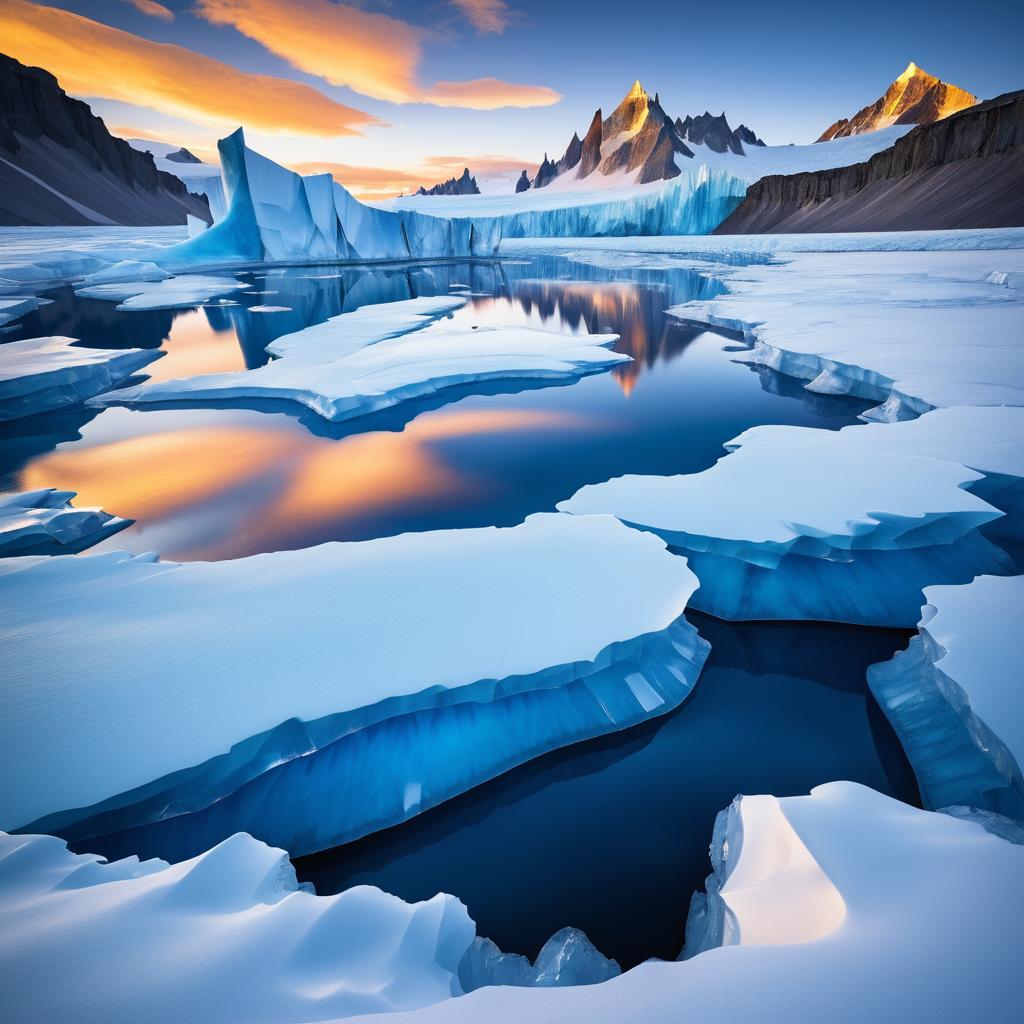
[0,489,129,556]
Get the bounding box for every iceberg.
[93,296,629,424]
[867,575,1024,821]
[0,514,708,862]
[0,489,129,556]
[558,422,1010,626]
[372,783,1024,1024]
[0,335,162,421]
[0,830,474,1024]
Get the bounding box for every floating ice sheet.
[76,273,251,310]
[0,489,129,556]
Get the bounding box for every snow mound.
[558,420,1009,625]
[668,247,1024,419]
[0,514,708,861]
[868,575,1024,821]
[0,489,129,556]
[76,273,251,310]
[93,296,628,423]
[367,783,1024,1024]
[0,830,473,1024]
[0,335,162,421]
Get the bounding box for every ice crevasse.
[0,513,709,863]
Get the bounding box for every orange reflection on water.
[144,310,247,384]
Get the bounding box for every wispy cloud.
[449,0,513,35]
[122,0,175,21]
[196,0,559,109]
[0,0,378,137]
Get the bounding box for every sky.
[2,0,1021,198]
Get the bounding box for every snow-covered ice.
[76,273,251,310]
[0,514,707,860]
[868,575,1024,821]
[356,783,1024,1024]
[0,335,162,421]
[93,296,629,423]
[0,830,474,1024]
[0,489,129,556]
[0,296,39,328]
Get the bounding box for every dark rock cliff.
[0,52,210,226]
[416,167,480,196]
[716,90,1024,233]
[515,170,532,193]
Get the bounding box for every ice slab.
[0,489,129,556]
[0,335,162,421]
[93,296,628,423]
[0,296,39,328]
[667,247,1024,419]
[868,575,1024,821]
[76,273,251,310]
[558,424,1007,625]
[366,783,1024,1024]
[0,514,707,858]
[0,830,473,1024]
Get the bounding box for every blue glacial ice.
[0,335,162,421]
[867,575,1024,822]
[0,514,708,861]
[0,489,130,556]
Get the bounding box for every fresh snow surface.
[666,247,1024,418]
[558,419,1008,625]
[0,514,704,847]
[0,335,162,421]
[335,783,1023,1024]
[868,575,1024,821]
[0,830,474,1024]
[75,273,251,310]
[94,296,628,423]
[0,489,129,556]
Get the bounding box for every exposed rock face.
[603,80,650,139]
[532,153,559,189]
[735,124,766,147]
[600,93,691,182]
[579,109,603,177]
[817,62,977,142]
[717,90,1024,233]
[515,170,532,193]
[676,112,763,154]
[0,53,210,227]
[416,167,480,196]
[555,132,582,175]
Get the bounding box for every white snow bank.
[0,830,473,1024]
[558,420,1008,625]
[0,489,129,556]
[868,575,1024,821]
[94,296,628,423]
[667,247,1024,418]
[76,273,251,310]
[0,514,707,858]
[354,783,1024,1024]
[0,335,162,421]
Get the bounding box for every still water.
[1,252,917,967]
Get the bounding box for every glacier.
[0,830,474,1024]
[0,513,708,862]
[92,295,629,424]
[333,783,1024,1024]
[867,575,1024,821]
[0,489,129,556]
[0,335,162,421]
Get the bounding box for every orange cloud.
[196,0,560,109]
[450,1,513,34]
[0,0,377,137]
[122,0,175,21]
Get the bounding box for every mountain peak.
[627,79,645,99]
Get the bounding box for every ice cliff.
[0,514,708,862]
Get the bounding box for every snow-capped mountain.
[528,81,766,190]
[817,62,977,142]
[0,54,210,227]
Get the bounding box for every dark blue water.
[1,254,917,969]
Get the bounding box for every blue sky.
[4,0,1021,196]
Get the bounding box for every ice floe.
[0,335,162,421]
[76,273,251,310]
[0,830,473,1024]
[868,575,1024,821]
[93,296,628,423]
[365,783,1023,1024]
[0,295,39,328]
[0,514,708,861]
[0,489,129,556]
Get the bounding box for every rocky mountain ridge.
[0,52,210,226]
[415,167,480,197]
